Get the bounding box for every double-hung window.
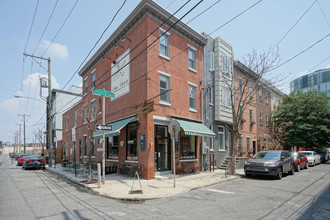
[249,109,253,123]
[249,84,253,99]
[266,115,269,126]
[239,78,243,93]
[159,28,169,58]
[83,135,87,156]
[259,89,263,102]
[83,105,87,124]
[65,116,68,131]
[222,55,228,73]
[265,93,269,105]
[91,71,96,89]
[260,113,263,126]
[91,100,95,121]
[218,126,225,150]
[84,77,88,95]
[221,87,231,107]
[208,85,214,105]
[208,52,214,71]
[188,45,196,70]
[74,111,77,127]
[239,136,243,152]
[189,83,196,111]
[209,125,214,150]
[246,137,251,151]
[159,72,170,104]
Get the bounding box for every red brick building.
[62,0,214,179]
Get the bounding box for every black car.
[244,150,295,180]
[313,149,328,163]
[23,156,45,170]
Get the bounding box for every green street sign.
[92,89,115,98]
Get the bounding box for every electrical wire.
[23,0,39,53]
[186,0,222,24]
[316,0,330,31]
[41,0,78,57]
[308,55,330,72]
[33,0,59,54]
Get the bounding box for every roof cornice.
[78,0,207,77]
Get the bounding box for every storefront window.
[126,123,138,161]
[107,136,119,160]
[179,129,196,160]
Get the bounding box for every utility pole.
[18,115,29,154]
[16,123,21,153]
[24,53,52,167]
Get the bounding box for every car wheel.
[313,160,316,166]
[276,168,283,180]
[289,165,295,175]
[296,164,300,172]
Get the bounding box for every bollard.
[97,163,101,188]
[213,154,215,172]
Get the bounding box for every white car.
[300,151,321,166]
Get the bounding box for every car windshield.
[27,156,42,160]
[302,152,312,156]
[252,152,280,160]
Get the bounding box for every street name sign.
[96,124,112,130]
[92,89,115,98]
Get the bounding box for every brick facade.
[62,0,207,180]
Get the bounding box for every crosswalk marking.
[204,189,236,195]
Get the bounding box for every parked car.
[244,150,295,180]
[9,152,15,158]
[300,151,321,166]
[290,152,308,171]
[327,148,330,160]
[313,148,328,163]
[17,154,29,166]
[23,156,45,170]
[13,153,22,160]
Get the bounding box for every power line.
[41,0,78,56]
[308,55,330,72]
[61,0,127,92]
[209,0,263,36]
[33,0,59,54]
[23,0,39,53]
[271,34,330,71]
[316,0,330,31]
[274,0,317,48]
[186,0,222,24]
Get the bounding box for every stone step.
[154,173,174,181]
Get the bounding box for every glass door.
[155,125,171,171]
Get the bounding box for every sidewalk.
[46,165,244,200]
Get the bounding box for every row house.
[62,0,215,179]
[201,33,234,168]
[234,61,284,157]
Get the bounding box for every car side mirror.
[281,156,285,160]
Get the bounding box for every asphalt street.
[0,154,329,220]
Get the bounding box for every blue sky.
[1,0,329,143]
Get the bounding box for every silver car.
[300,151,321,166]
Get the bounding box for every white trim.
[153,115,170,121]
[159,54,170,61]
[189,108,197,113]
[188,82,197,87]
[180,159,198,162]
[125,160,138,163]
[159,100,171,106]
[188,67,197,73]
[106,159,119,162]
[159,27,170,35]
[158,71,171,78]
[187,44,196,51]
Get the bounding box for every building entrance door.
[155,125,171,171]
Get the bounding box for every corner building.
[62,0,214,179]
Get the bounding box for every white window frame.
[259,89,263,102]
[209,125,214,150]
[239,136,243,151]
[188,82,197,112]
[65,116,68,131]
[188,45,196,72]
[222,55,228,73]
[266,115,269,127]
[83,105,87,124]
[91,99,95,121]
[246,136,251,151]
[265,93,269,105]
[260,113,263,126]
[221,87,231,107]
[159,28,170,59]
[65,142,68,156]
[249,84,253,99]
[249,108,253,122]
[239,78,243,93]
[74,111,77,128]
[208,52,214,71]
[218,126,225,150]
[91,70,96,89]
[208,85,214,105]
[159,71,171,105]
[84,77,88,95]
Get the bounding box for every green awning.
[174,118,216,138]
[93,115,136,139]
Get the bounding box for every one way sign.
[96,124,112,130]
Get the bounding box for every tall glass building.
[290,68,330,97]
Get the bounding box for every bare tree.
[222,47,281,174]
[34,129,46,156]
[79,103,98,183]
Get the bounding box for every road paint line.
[204,189,236,195]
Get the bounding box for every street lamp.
[14,95,46,104]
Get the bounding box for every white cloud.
[41,40,69,59]
[325,64,330,69]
